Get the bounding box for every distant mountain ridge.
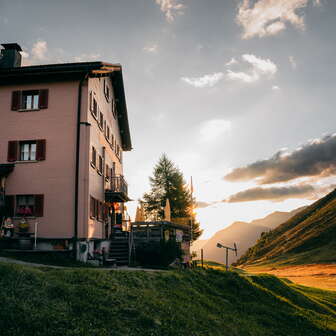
[236,189,336,266]
[193,207,303,265]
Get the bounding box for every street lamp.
[216,242,238,271]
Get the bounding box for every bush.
[135,240,182,267]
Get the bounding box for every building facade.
[0,43,132,260]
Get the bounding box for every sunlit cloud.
[225,184,316,202]
[181,72,225,88]
[236,0,321,39]
[227,54,277,83]
[200,119,232,142]
[155,0,185,22]
[31,40,48,60]
[224,133,336,184]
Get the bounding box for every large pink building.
[0,43,132,263]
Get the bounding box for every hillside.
[196,208,302,265]
[236,189,336,266]
[0,263,335,336]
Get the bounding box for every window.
[111,162,116,177]
[105,164,110,180]
[98,155,103,174]
[11,89,48,111]
[90,197,105,221]
[112,99,117,118]
[91,146,97,167]
[106,125,110,142]
[7,140,46,162]
[99,111,104,129]
[20,141,36,161]
[110,134,114,149]
[23,91,39,110]
[104,79,110,102]
[89,91,98,119]
[15,194,44,217]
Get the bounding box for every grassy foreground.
[0,263,335,336]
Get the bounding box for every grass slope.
[0,263,335,336]
[236,189,336,266]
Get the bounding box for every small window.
[99,111,104,129]
[20,141,37,161]
[111,134,114,149]
[104,79,110,102]
[105,164,110,180]
[22,91,39,110]
[98,155,103,175]
[106,125,110,141]
[91,147,97,167]
[15,194,44,217]
[93,98,98,118]
[16,195,35,216]
[112,100,117,118]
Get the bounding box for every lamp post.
[216,242,238,271]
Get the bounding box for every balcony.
[105,175,130,202]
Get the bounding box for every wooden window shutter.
[36,140,46,161]
[11,91,22,111]
[7,141,18,162]
[35,195,44,217]
[39,89,49,109]
[5,195,15,217]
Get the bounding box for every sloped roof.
[0,61,132,151]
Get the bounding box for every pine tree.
[142,154,203,241]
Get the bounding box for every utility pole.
[216,243,238,271]
[190,176,194,243]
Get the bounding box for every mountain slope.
[197,208,302,264]
[236,189,336,266]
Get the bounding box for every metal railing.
[109,175,128,196]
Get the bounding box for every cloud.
[272,85,280,90]
[224,133,336,184]
[236,0,319,39]
[289,56,297,69]
[225,184,316,203]
[195,201,213,209]
[200,119,232,142]
[31,40,48,60]
[182,54,277,87]
[227,54,277,83]
[155,0,185,22]
[226,57,238,66]
[143,44,159,53]
[73,53,101,62]
[181,72,225,88]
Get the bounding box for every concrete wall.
[87,76,124,239]
[0,81,79,238]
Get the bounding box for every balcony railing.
[105,175,129,202]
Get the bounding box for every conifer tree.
[142,154,203,240]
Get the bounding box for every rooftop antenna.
[216,242,238,271]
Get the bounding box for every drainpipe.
[74,72,89,259]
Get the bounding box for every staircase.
[109,230,129,266]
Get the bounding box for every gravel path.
[0,256,163,272]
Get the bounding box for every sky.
[1,0,336,239]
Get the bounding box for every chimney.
[0,43,22,68]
